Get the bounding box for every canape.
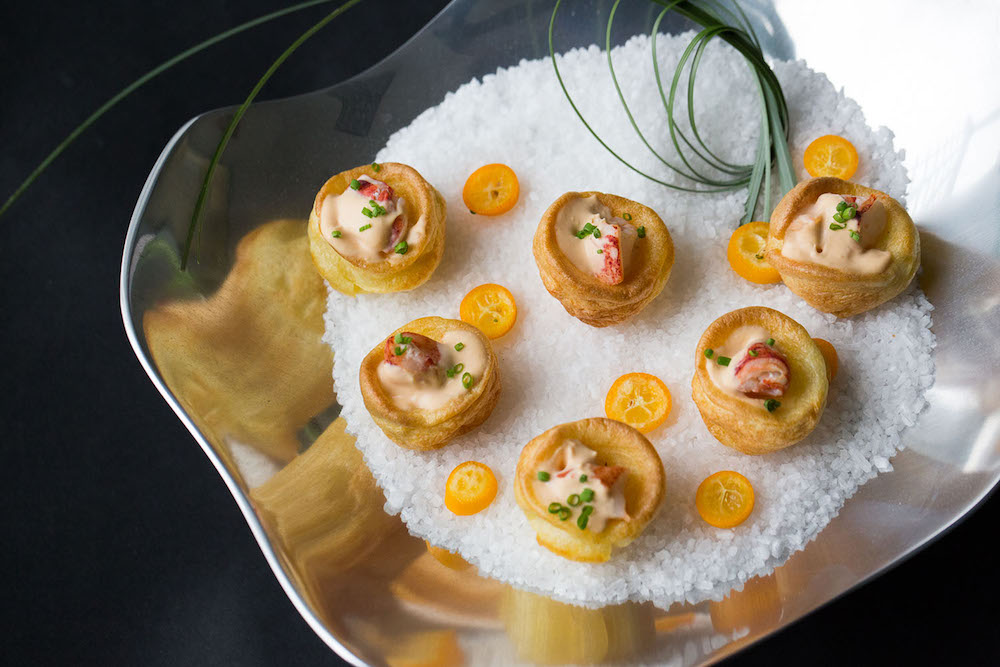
[765,177,919,317]
[514,418,665,562]
[533,191,674,327]
[308,162,446,294]
[691,307,828,455]
[359,316,500,450]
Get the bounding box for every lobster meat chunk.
[733,343,790,399]
[383,332,441,376]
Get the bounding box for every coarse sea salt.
[322,32,935,609]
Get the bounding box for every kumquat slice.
[445,461,498,516]
[812,337,839,382]
[727,221,781,284]
[425,540,472,570]
[459,283,517,339]
[605,372,672,434]
[463,163,520,216]
[696,470,755,529]
[803,134,859,180]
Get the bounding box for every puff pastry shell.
[766,177,919,317]
[533,191,674,327]
[691,307,828,455]
[359,317,500,450]
[308,162,446,295]
[514,418,665,562]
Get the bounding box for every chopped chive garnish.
[637,225,646,238]
[748,349,758,357]
[765,399,781,412]
[705,348,714,359]
[349,179,361,190]
[623,212,632,221]
[558,508,571,521]
[581,505,594,516]
[597,249,603,254]
[330,230,342,238]
[539,472,551,482]
[844,206,856,220]
[359,223,372,231]
[394,240,408,255]
[547,501,560,513]
[453,363,464,374]
[832,212,844,223]
[393,346,404,356]
[849,230,861,242]
[579,474,587,482]
[717,356,732,366]
[394,333,404,343]
[836,201,847,212]
[361,208,373,218]
[371,162,381,172]
[567,494,581,507]
[593,228,601,238]
[454,342,465,351]
[577,514,589,530]
[829,223,845,231]
[581,488,595,502]
[462,372,473,389]
[766,338,775,346]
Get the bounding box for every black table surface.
[2,1,995,665]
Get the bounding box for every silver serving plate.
[119,0,1000,664]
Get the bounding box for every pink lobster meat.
[358,177,409,254]
[383,332,440,375]
[733,343,790,399]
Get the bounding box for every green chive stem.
[0,0,351,223]
[181,0,363,269]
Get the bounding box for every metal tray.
[119,0,1000,664]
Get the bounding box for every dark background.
[1,1,995,665]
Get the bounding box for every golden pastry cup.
[533,191,674,327]
[308,162,446,295]
[359,316,501,450]
[691,307,828,455]
[765,177,920,317]
[514,418,665,563]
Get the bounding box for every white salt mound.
[323,32,935,609]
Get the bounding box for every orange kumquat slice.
[803,134,859,180]
[463,163,520,216]
[812,337,838,382]
[459,283,517,338]
[695,471,755,529]
[605,372,672,434]
[445,461,498,516]
[726,221,781,284]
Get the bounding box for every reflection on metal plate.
[120,0,1000,664]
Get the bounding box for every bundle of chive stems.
[1,0,794,269]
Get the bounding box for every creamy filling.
[780,192,890,273]
[705,325,772,407]
[533,440,628,533]
[376,331,487,411]
[554,195,637,283]
[320,176,426,264]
